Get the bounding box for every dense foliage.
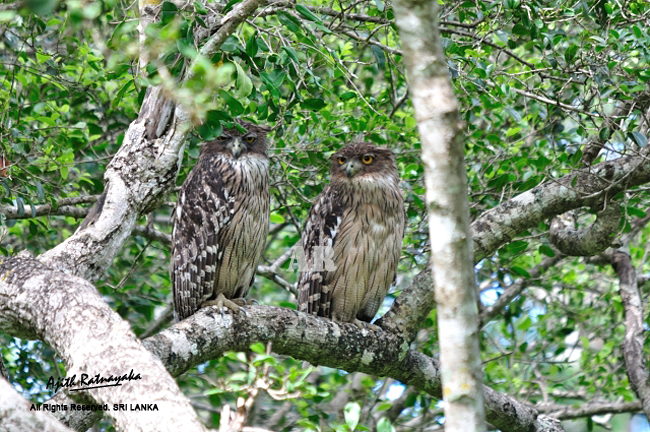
[1,0,650,430]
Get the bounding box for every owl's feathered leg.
[351,318,381,333]
[201,293,248,316]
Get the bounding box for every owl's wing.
[171,167,234,321]
[298,187,345,317]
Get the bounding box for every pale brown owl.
[297,143,405,330]
[172,120,270,321]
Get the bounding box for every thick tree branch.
[611,251,650,419]
[37,0,266,283]
[471,151,650,262]
[145,306,561,432]
[549,204,621,256]
[385,149,650,342]
[0,378,74,432]
[43,305,561,432]
[0,254,206,432]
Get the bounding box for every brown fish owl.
[172,121,270,321]
[298,143,405,330]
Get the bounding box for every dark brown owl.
[297,143,405,330]
[172,120,270,321]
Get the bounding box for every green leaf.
[282,46,300,64]
[194,1,208,14]
[223,0,242,13]
[250,342,266,354]
[511,266,531,278]
[631,131,648,147]
[377,417,395,432]
[112,79,134,108]
[270,212,285,224]
[344,402,361,431]
[565,44,578,63]
[370,45,386,68]
[36,52,52,63]
[277,11,302,33]
[599,127,611,141]
[302,98,326,111]
[161,1,178,24]
[35,181,44,202]
[405,116,417,129]
[625,206,646,218]
[295,5,321,23]
[246,34,258,58]
[517,316,532,331]
[219,90,244,116]
[233,62,253,98]
[16,197,24,217]
[539,245,556,257]
[60,166,69,180]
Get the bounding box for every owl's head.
[330,143,399,185]
[203,120,270,160]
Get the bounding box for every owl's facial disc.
[227,137,245,158]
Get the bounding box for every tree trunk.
[393,0,486,430]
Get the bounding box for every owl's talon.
[352,319,381,333]
[202,294,242,317]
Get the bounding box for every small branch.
[197,0,267,61]
[440,27,534,68]
[538,400,642,420]
[133,224,171,243]
[139,306,174,339]
[479,253,564,327]
[0,196,98,219]
[0,1,22,11]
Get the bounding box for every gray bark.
[0,253,206,432]
[549,204,621,256]
[0,379,74,432]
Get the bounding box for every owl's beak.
[345,161,360,178]
[229,139,243,158]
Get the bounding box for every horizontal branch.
[385,149,650,341]
[537,400,642,420]
[0,196,98,219]
[144,306,560,432]
[471,150,650,262]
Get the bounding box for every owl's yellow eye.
[245,136,255,143]
[338,157,346,165]
[361,155,374,165]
